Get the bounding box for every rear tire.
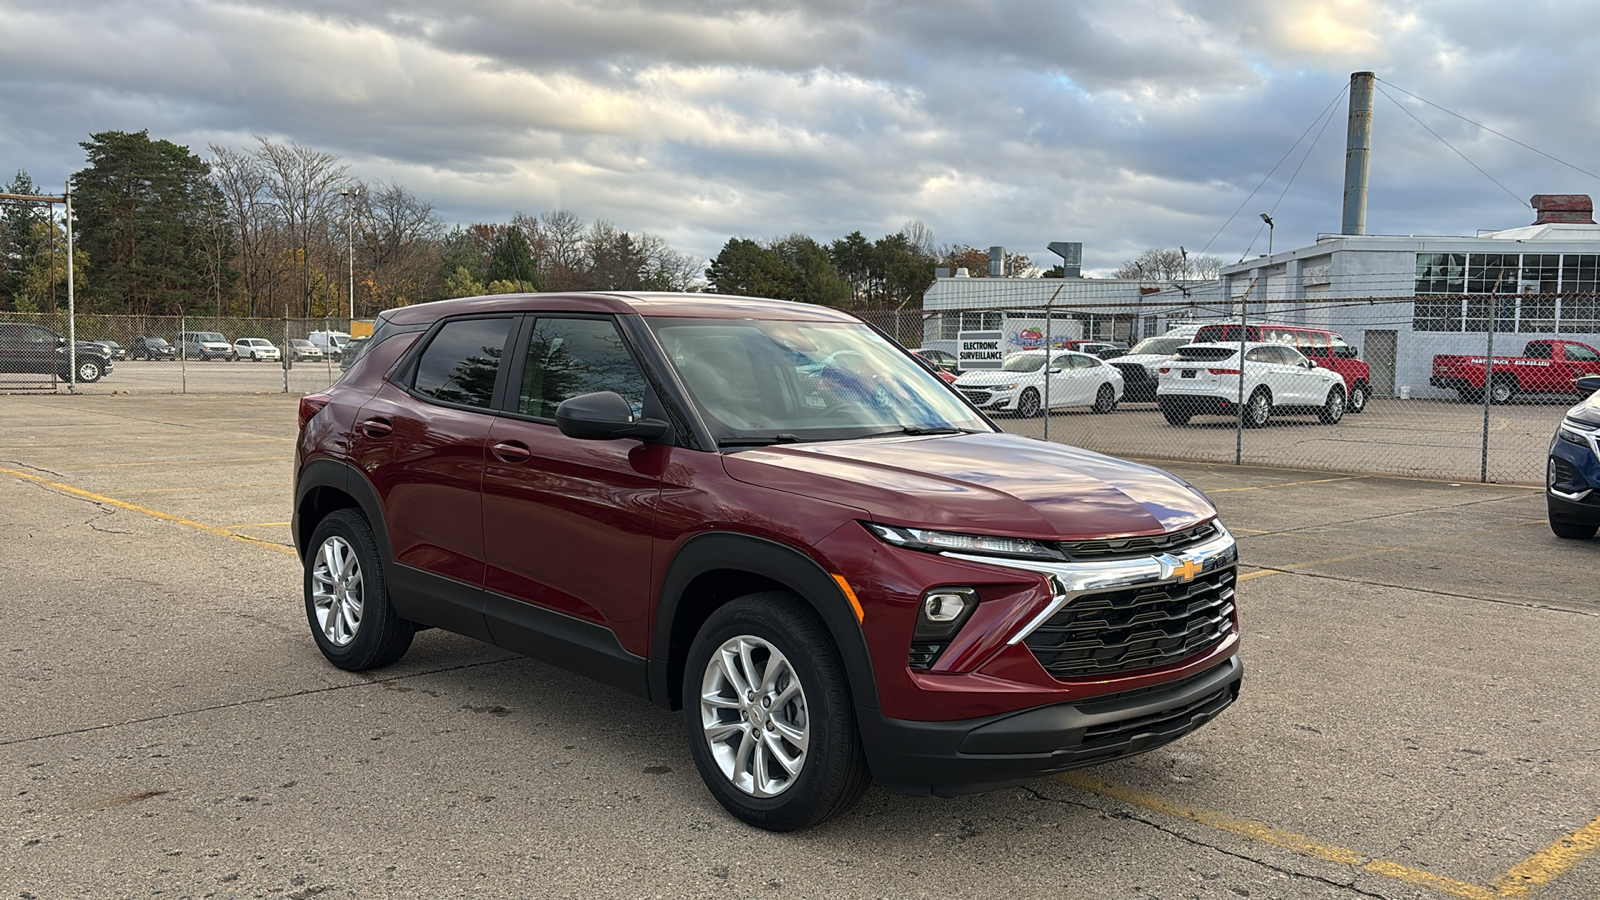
[1243,388,1272,428]
[682,592,870,832]
[1161,401,1191,426]
[1091,383,1117,414]
[1489,377,1516,404]
[304,509,415,671]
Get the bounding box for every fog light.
[922,588,975,623]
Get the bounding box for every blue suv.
[1548,375,1600,539]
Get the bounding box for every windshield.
[200,332,224,342]
[1129,337,1189,356]
[647,318,990,444]
[1000,353,1046,373]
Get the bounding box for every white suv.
[233,338,281,362]
[954,350,1123,416]
[1157,341,1346,427]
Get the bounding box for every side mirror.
[555,391,668,442]
[1576,374,1600,393]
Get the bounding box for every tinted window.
[518,317,647,419]
[411,317,513,409]
[1567,344,1599,362]
[1174,346,1236,362]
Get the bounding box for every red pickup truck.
[1432,339,1600,403]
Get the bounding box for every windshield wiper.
[857,426,979,439]
[716,434,804,448]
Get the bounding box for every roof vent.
[1531,194,1596,225]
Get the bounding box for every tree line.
[0,128,1203,320]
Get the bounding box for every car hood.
[954,371,1036,387]
[1566,391,1600,427]
[722,432,1214,539]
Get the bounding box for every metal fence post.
[1480,311,1495,483]
[179,312,187,394]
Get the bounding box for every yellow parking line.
[1238,519,1546,582]
[224,521,292,530]
[108,481,290,496]
[1205,476,1369,493]
[1057,772,1496,899]
[0,466,295,556]
[1491,814,1600,898]
[54,456,291,469]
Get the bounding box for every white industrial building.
[1215,193,1600,398]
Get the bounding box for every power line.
[1376,77,1600,183]
[1375,85,1528,210]
[1198,82,1350,259]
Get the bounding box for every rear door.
[361,315,517,618]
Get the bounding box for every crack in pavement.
[0,655,523,748]
[1023,785,1395,899]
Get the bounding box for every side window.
[1301,331,1331,357]
[1244,347,1274,364]
[1566,344,1599,362]
[411,317,513,409]
[519,317,647,419]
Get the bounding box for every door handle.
[360,417,393,438]
[491,440,532,463]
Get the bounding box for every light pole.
[1259,212,1274,256]
[339,186,359,320]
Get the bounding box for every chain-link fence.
[0,312,355,396]
[6,295,1593,485]
[863,293,1598,486]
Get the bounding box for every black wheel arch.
[294,457,393,568]
[651,532,879,715]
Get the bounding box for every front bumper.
[861,655,1242,795]
[1549,421,1600,526]
[958,387,1019,410]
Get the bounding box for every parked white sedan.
[955,350,1123,416]
[233,338,282,362]
[1157,341,1347,427]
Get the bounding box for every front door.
[480,315,663,659]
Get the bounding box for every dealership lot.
[3,394,1597,899]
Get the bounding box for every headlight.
[865,522,1065,561]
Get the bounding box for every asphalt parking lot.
[3,393,1597,899]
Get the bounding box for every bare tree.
[254,137,347,316]
[357,179,444,310]
[1115,247,1223,282]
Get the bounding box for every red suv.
[294,292,1242,830]
[1192,323,1372,412]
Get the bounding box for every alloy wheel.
[698,635,810,798]
[311,535,364,647]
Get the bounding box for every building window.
[1467,253,1518,293]
[1413,298,1463,332]
[1415,253,1465,293]
[1562,255,1600,293]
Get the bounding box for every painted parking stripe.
[1060,772,1600,899]
[0,466,296,556]
[108,481,291,496]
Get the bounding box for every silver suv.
[178,331,234,361]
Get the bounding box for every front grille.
[1023,567,1235,679]
[960,390,993,405]
[1074,682,1235,760]
[1058,521,1219,561]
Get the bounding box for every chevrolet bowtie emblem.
[1158,554,1203,581]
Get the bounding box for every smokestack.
[1342,71,1375,236]
[1530,194,1596,225]
[988,246,1005,277]
[1048,241,1083,278]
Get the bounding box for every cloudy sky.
[5,0,1600,275]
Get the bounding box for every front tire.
[1091,383,1117,414]
[75,360,103,383]
[304,509,415,671]
[1319,387,1346,424]
[1347,383,1369,413]
[1016,388,1041,418]
[682,592,870,832]
[1243,388,1272,428]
